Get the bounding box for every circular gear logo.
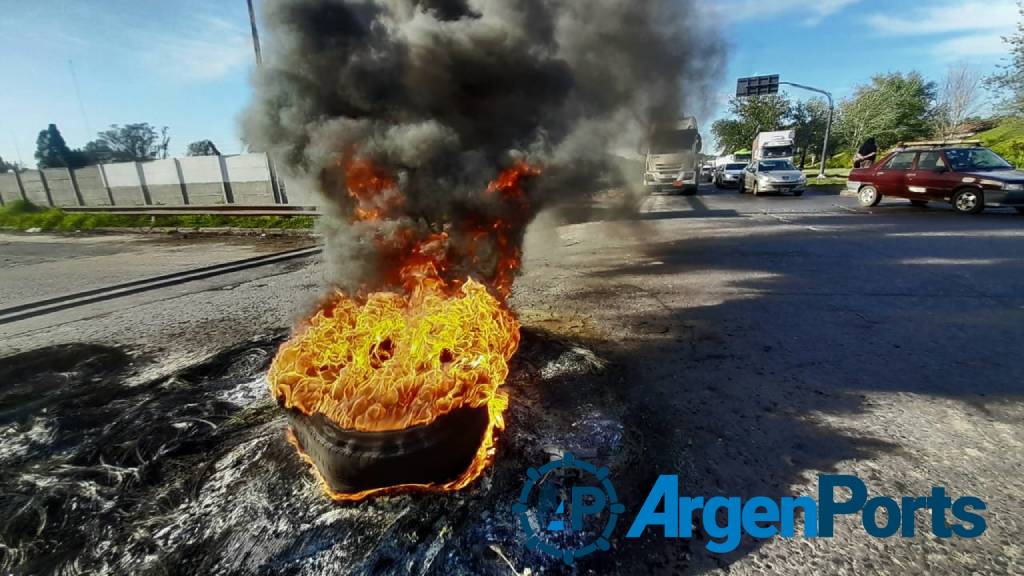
[514,453,624,565]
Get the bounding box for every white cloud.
[866,1,1018,36]
[708,0,861,26]
[145,15,253,81]
[865,1,1019,61]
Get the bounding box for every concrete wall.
[74,166,111,206]
[223,154,275,205]
[103,162,146,206]
[6,153,311,210]
[43,168,80,207]
[141,159,185,205]
[0,173,23,205]
[178,156,227,205]
[281,174,319,206]
[19,171,51,206]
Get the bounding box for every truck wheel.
[910,199,928,207]
[952,188,984,215]
[858,185,882,207]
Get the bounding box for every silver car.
[714,162,747,188]
[738,160,807,197]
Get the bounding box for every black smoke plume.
[243,0,723,291]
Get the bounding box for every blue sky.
[0,0,1019,165]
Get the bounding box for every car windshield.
[762,145,793,159]
[726,163,746,170]
[945,148,1014,171]
[649,129,699,154]
[759,160,796,171]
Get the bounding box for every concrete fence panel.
[281,173,319,207]
[74,166,111,206]
[0,173,22,205]
[19,171,51,207]
[42,168,80,207]
[179,156,227,205]
[141,159,185,205]
[104,162,146,206]
[223,154,275,205]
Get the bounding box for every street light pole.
[781,81,834,179]
[246,0,263,67]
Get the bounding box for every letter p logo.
[571,486,608,531]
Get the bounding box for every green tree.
[986,1,1024,115]
[790,98,832,168]
[186,139,221,156]
[86,123,168,163]
[35,124,75,168]
[836,72,937,152]
[711,94,793,154]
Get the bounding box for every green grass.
[0,200,316,232]
[978,118,1024,167]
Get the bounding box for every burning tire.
[287,405,491,495]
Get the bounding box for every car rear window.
[884,152,917,170]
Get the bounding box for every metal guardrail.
[60,205,321,217]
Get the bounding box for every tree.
[711,94,792,154]
[986,1,1024,115]
[935,64,984,139]
[86,123,168,163]
[790,98,832,168]
[836,72,937,152]
[186,139,222,156]
[34,124,79,169]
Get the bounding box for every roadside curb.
[0,226,318,237]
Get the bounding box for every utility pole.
[736,75,835,179]
[247,0,264,66]
[780,82,834,180]
[245,0,286,203]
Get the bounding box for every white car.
[737,160,807,197]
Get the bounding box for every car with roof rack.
[846,140,1024,215]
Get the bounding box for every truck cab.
[752,130,796,165]
[643,118,702,196]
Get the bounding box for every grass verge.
[0,200,316,232]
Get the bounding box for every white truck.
[752,130,796,164]
[643,118,702,196]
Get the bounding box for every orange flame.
[269,157,538,501]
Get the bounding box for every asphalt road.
[1,183,1022,574]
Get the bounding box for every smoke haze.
[242,0,724,292]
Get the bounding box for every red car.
[847,144,1024,215]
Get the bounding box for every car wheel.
[737,179,745,194]
[752,182,760,196]
[858,185,882,207]
[1015,207,1024,214]
[794,190,804,197]
[910,199,928,207]
[952,188,984,215]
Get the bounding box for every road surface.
[1,184,1022,574]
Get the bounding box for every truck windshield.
[762,146,793,158]
[945,149,1014,172]
[759,160,796,171]
[649,130,698,154]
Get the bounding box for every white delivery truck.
[643,118,702,196]
[752,130,796,164]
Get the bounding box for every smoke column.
[243,0,724,292]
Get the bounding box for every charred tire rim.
[287,405,490,494]
[859,186,880,207]
[953,189,983,214]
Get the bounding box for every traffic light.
[736,75,779,97]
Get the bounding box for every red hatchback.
[847,144,1024,215]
